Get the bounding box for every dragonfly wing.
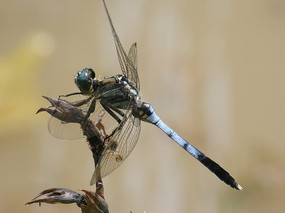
[48,116,83,139]
[46,95,89,139]
[90,104,141,184]
[102,0,140,91]
[46,96,104,140]
[102,0,127,77]
[127,43,140,91]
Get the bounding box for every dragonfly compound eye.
[74,67,95,94]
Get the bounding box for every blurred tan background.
[1,0,284,212]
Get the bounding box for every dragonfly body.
[71,65,242,190]
[76,68,140,110]
[46,0,242,190]
[137,102,241,189]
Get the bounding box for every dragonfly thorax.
[75,67,96,94]
[95,75,140,110]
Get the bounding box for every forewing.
[102,0,140,91]
[90,104,141,184]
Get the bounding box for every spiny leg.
[99,103,123,141]
[100,101,127,141]
[83,98,97,124]
[100,97,127,122]
[58,92,94,108]
[101,103,122,124]
[105,103,125,117]
[58,92,82,100]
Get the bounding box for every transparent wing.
[127,43,137,71]
[47,94,118,140]
[91,102,141,184]
[47,94,87,139]
[102,0,140,91]
[127,43,140,91]
[48,117,84,139]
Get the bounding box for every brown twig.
[27,96,109,212]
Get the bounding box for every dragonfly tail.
[200,156,243,190]
[138,102,242,190]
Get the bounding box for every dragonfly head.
[75,67,95,94]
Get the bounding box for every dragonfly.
[47,0,242,190]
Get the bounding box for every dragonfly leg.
[57,92,93,109]
[104,112,128,142]
[73,96,94,107]
[82,98,96,123]
[100,97,127,122]
[101,103,122,124]
[105,104,125,117]
[58,92,82,100]
[100,100,128,141]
